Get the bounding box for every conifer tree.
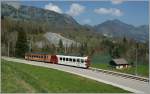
[15,27,29,57]
[58,39,63,54]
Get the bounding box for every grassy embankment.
[91,53,149,77]
[1,59,129,93]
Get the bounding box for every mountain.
[35,32,80,48]
[44,32,80,47]
[2,2,101,53]
[94,19,149,42]
[133,25,149,42]
[1,2,148,43]
[1,2,80,29]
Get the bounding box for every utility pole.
[135,43,138,76]
[29,40,31,52]
[30,36,32,52]
[65,44,67,54]
[28,36,32,53]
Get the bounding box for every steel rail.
[89,67,149,82]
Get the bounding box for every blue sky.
[17,0,149,26]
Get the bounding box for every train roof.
[27,52,51,55]
[56,55,88,59]
[26,52,88,58]
[58,53,88,57]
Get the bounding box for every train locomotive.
[25,52,90,68]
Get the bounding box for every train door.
[76,59,80,67]
[50,55,58,64]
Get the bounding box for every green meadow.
[1,59,129,93]
[91,53,149,77]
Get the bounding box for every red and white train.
[25,52,90,68]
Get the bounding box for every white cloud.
[111,0,124,4]
[67,3,85,16]
[44,3,62,13]
[94,8,123,16]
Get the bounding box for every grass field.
[91,53,149,77]
[1,59,129,93]
[91,63,149,77]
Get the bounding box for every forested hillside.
[1,2,149,66]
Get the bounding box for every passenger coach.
[57,55,90,68]
[25,52,90,68]
[25,52,58,63]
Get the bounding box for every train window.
[63,58,65,61]
[77,59,80,62]
[66,58,68,61]
[81,59,84,63]
[44,56,46,58]
[41,56,43,58]
[69,58,72,61]
[73,59,76,62]
[60,57,62,60]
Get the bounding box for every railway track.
[89,67,149,82]
[2,57,149,93]
[3,56,149,82]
